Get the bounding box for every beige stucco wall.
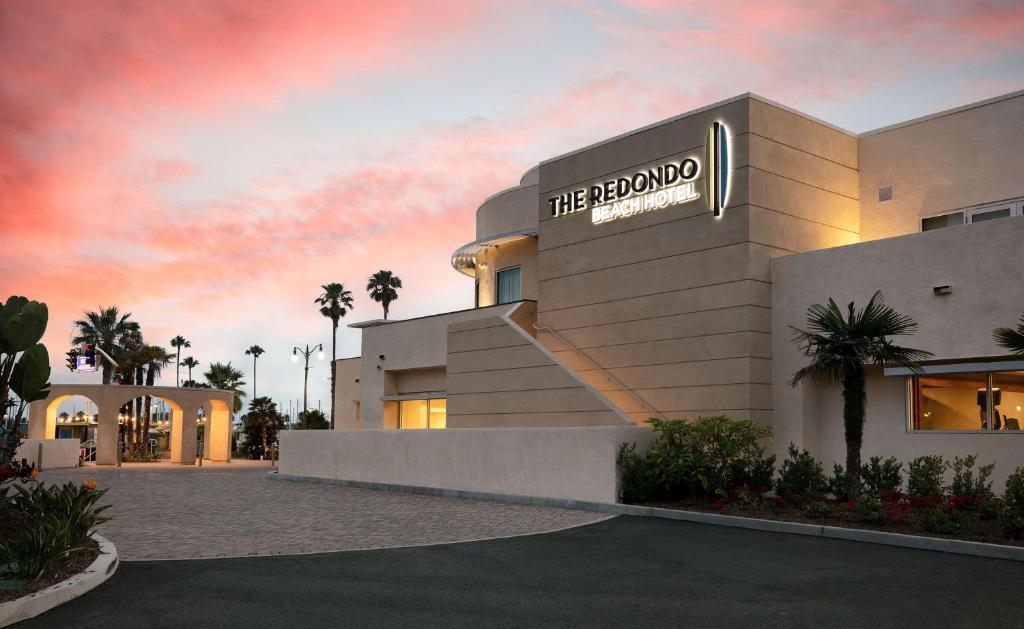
[354,305,512,429]
[279,426,655,502]
[772,216,1024,488]
[475,236,538,307]
[16,439,81,470]
[859,91,1024,241]
[446,302,630,427]
[332,357,362,429]
[476,181,538,239]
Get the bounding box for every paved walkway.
[36,464,607,560]
[20,516,1024,628]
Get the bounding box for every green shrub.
[774,444,827,500]
[999,503,1024,539]
[803,501,835,519]
[913,507,959,535]
[844,495,887,526]
[947,454,994,501]
[2,482,110,580]
[617,442,657,503]
[861,456,903,495]
[907,455,946,499]
[826,463,852,501]
[1005,466,1024,510]
[618,416,773,502]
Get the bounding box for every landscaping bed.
[0,538,99,604]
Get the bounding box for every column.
[94,405,119,465]
[170,403,199,465]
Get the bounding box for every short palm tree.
[315,283,354,429]
[994,314,1024,354]
[72,306,140,384]
[367,270,402,320]
[170,335,191,386]
[790,291,931,500]
[244,345,265,398]
[204,362,247,414]
[181,356,200,382]
[242,396,285,460]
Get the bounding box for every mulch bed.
[0,537,101,604]
[637,499,1024,548]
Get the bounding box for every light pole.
[292,344,324,428]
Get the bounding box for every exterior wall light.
[933,285,952,296]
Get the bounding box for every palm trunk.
[842,365,867,501]
[175,348,181,386]
[143,367,156,456]
[330,320,337,430]
[383,302,389,320]
[261,424,268,460]
[252,356,257,399]
[134,365,144,453]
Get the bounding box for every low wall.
[279,427,654,503]
[15,439,81,470]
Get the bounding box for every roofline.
[539,92,857,167]
[347,301,536,329]
[860,88,1024,137]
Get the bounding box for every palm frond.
[994,314,1024,355]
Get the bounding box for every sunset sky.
[3,0,1023,415]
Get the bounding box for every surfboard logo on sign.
[705,121,730,218]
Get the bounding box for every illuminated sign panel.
[547,122,731,225]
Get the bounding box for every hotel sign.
[547,122,731,225]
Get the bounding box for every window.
[394,398,446,429]
[921,198,1023,232]
[496,266,521,304]
[909,369,1024,431]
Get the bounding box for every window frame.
[920,197,1024,232]
[495,265,522,305]
[899,361,1024,434]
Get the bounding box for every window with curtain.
[496,266,521,304]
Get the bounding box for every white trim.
[886,360,1024,376]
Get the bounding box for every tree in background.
[181,356,200,382]
[139,345,173,452]
[244,345,265,399]
[994,313,1024,355]
[204,362,246,414]
[315,283,354,430]
[789,291,930,500]
[295,408,329,430]
[240,396,285,459]
[72,306,140,384]
[169,335,190,386]
[366,270,402,320]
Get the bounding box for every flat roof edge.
[538,92,858,167]
[860,88,1024,137]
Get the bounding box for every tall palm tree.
[790,291,931,500]
[204,362,247,414]
[170,335,191,386]
[244,345,265,399]
[994,314,1024,354]
[72,306,140,384]
[181,356,200,382]
[139,345,173,451]
[315,283,354,429]
[366,270,402,320]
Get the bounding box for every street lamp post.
[292,344,324,428]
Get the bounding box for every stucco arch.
[28,384,235,466]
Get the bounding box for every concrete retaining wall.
[279,427,654,503]
[15,439,81,470]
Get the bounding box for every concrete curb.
[0,534,119,628]
[270,472,1024,563]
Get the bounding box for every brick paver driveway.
[37,463,608,561]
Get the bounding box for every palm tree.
[72,306,140,384]
[244,345,265,399]
[790,291,931,500]
[204,362,247,414]
[242,396,285,460]
[170,335,191,386]
[994,314,1024,354]
[181,356,200,382]
[315,283,354,429]
[366,270,402,320]
[139,345,173,451]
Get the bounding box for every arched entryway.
[28,384,234,466]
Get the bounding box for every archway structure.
[28,384,235,465]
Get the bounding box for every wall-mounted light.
[379,354,386,360]
[933,285,952,296]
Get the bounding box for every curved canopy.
[450,227,538,277]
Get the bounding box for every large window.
[909,369,1024,431]
[496,266,521,304]
[390,398,447,429]
[921,198,1023,232]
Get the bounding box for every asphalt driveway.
[19,515,1024,628]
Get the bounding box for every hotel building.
[283,90,1024,500]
